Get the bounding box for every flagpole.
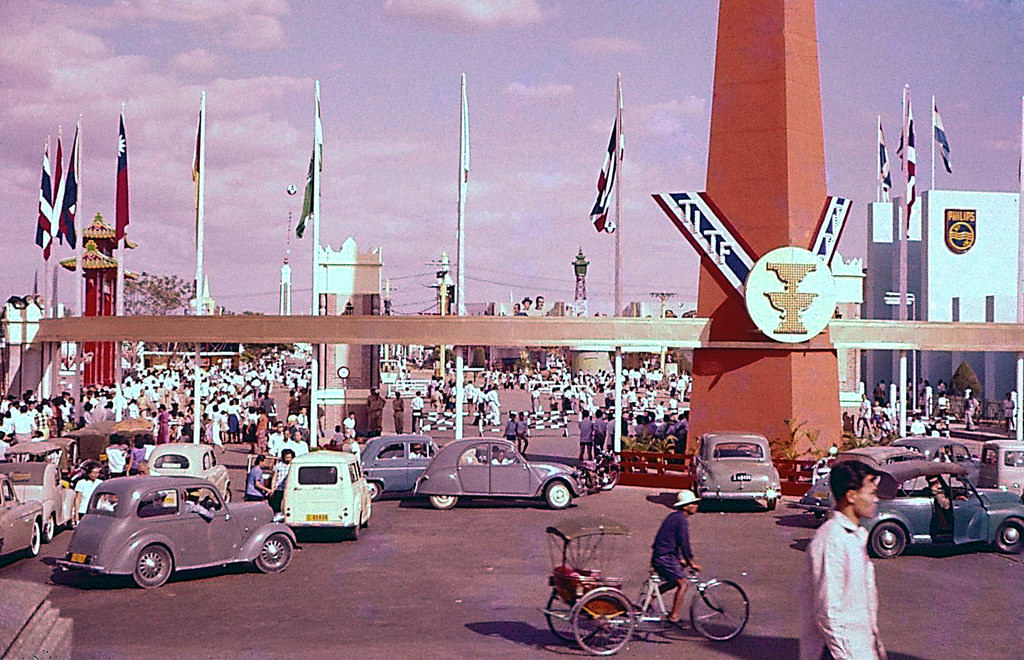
[456,73,468,318]
[613,73,623,316]
[74,119,84,425]
[899,85,909,324]
[310,80,322,446]
[115,102,126,386]
[193,91,206,445]
[931,95,936,191]
[876,116,882,203]
[1017,94,1024,441]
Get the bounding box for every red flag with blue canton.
[116,113,130,242]
[36,140,53,260]
[57,127,79,249]
[590,115,620,233]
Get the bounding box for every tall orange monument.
[655,0,847,450]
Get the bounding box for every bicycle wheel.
[690,579,749,641]
[572,588,635,656]
[545,590,574,642]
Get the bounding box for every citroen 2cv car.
[361,434,439,501]
[147,443,231,501]
[891,436,981,482]
[0,461,75,543]
[56,476,295,588]
[693,432,782,510]
[866,460,1024,558]
[0,473,44,560]
[795,446,922,520]
[414,438,582,510]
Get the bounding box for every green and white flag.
[296,150,314,238]
[296,85,323,238]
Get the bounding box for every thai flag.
[903,94,916,230]
[878,116,892,195]
[57,127,79,249]
[115,113,129,242]
[590,115,621,233]
[933,100,952,174]
[36,140,53,260]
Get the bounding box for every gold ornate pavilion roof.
[81,240,118,270]
[82,213,116,240]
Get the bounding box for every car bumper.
[286,521,357,529]
[55,559,108,574]
[701,489,780,500]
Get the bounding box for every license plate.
[70,553,87,563]
[305,514,328,521]
[813,491,829,500]
[731,473,752,482]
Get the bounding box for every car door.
[949,476,988,544]
[135,487,197,567]
[489,446,533,495]
[455,443,491,494]
[183,485,238,564]
[0,481,17,553]
[372,442,408,491]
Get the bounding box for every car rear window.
[713,442,764,459]
[154,454,190,470]
[89,492,121,515]
[297,466,338,485]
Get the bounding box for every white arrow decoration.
[811,196,852,266]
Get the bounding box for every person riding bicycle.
[651,489,702,623]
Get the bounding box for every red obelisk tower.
[688,0,840,450]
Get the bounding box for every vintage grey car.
[0,473,44,560]
[693,432,782,510]
[866,460,1024,558]
[414,438,582,510]
[892,436,980,482]
[361,434,439,500]
[795,446,922,519]
[978,440,1024,496]
[56,476,296,588]
[0,461,76,543]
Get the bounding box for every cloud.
[102,0,290,51]
[571,36,644,56]
[504,82,574,103]
[629,97,707,137]
[384,0,549,31]
[171,48,230,76]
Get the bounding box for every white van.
[282,451,371,539]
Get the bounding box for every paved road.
[1,441,1021,659]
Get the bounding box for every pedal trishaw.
[542,518,749,656]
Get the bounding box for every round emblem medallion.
[744,246,837,343]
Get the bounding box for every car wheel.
[133,544,173,588]
[254,533,293,573]
[545,481,572,510]
[367,481,383,502]
[25,519,41,558]
[994,519,1024,554]
[766,498,778,512]
[869,522,907,559]
[429,495,458,510]
[43,514,56,544]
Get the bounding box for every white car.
[282,451,371,540]
[147,443,231,501]
[0,462,75,543]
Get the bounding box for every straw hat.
[673,489,701,508]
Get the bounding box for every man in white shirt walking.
[800,460,887,660]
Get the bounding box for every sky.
[2,0,1023,317]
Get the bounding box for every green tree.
[124,272,192,315]
[950,361,982,396]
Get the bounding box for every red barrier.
[618,452,816,495]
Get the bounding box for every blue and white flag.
[933,100,952,174]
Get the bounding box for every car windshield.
[297,465,338,485]
[713,442,764,459]
[88,492,121,515]
[153,454,190,470]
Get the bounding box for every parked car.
[0,473,43,560]
[865,460,1024,558]
[892,436,980,482]
[56,476,296,588]
[0,461,75,543]
[414,438,582,510]
[795,447,922,519]
[978,440,1024,496]
[61,421,149,464]
[282,451,370,539]
[361,434,439,501]
[693,432,782,510]
[148,443,230,501]
[5,439,78,477]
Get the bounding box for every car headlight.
[765,487,779,499]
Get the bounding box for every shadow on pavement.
[464,621,580,655]
[775,513,821,529]
[697,501,771,514]
[789,538,811,553]
[645,492,679,509]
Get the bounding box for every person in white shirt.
[0,432,10,461]
[799,461,887,660]
[909,416,927,436]
[74,464,104,526]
